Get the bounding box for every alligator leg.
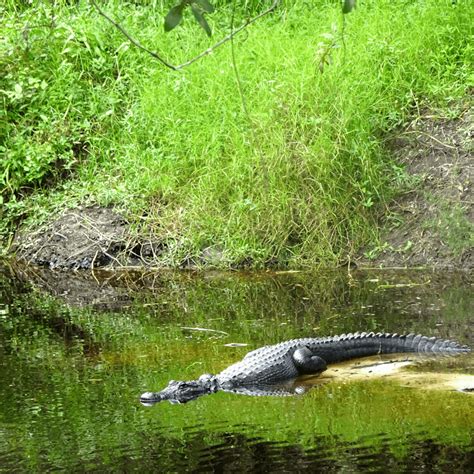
[292,346,328,375]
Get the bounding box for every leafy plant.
[164,0,215,36]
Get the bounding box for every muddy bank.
[13,206,144,270]
[11,109,473,271]
[12,205,220,270]
[357,107,473,270]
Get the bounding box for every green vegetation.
[1,0,472,266]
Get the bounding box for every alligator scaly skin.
[215,332,471,387]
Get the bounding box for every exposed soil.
[356,106,473,270]
[12,106,473,270]
[14,206,134,269]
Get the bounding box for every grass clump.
[1,0,472,267]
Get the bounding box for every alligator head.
[140,374,218,405]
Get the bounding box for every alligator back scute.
[218,340,302,385]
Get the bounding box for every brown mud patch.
[13,206,164,270]
[14,206,130,269]
[11,107,473,270]
[357,107,473,269]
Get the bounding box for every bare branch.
[175,0,280,70]
[89,0,280,71]
[90,0,177,70]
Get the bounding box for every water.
[0,264,473,472]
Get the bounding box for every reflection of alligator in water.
[140,332,471,404]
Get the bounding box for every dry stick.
[90,264,101,285]
[89,0,280,71]
[81,231,125,267]
[69,212,125,267]
[91,249,99,270]
[177,0,280,69]
[89,0,176,70]
[229,0,250,119]
[26,231,60,265]
[181,326,229,336]
[397,130,458,149]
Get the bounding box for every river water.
[0,264,472,472]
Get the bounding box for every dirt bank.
[356,106,473,269]
[12,107,473,270]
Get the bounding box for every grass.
[1,0,472,267]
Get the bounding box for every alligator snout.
[140,391,163,406]
[140,378,215,405]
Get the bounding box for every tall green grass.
[1,0,472,266]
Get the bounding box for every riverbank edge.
[9,104,473,271]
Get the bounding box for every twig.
[399,130,458,149]
[89,0,280,71]
[376,280,431,290]
[181,326,229,335]
[230,0,250,120]
[81,231,125,267]
[89,0,177,70]
[90,266,101,284]
[70,212,125,267]
[25,230,58,265]
[91,249,99,270]
[176,0,279,69]
[176,0,280,69]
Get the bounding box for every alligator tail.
[328,332,471,361]
[398,333,471,353]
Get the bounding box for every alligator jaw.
[140,391,165,406]
[140,375,218,405]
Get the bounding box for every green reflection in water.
[0,264,472,471]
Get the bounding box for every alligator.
[140,332,471,404]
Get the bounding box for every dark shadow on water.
[76,429,474,473]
